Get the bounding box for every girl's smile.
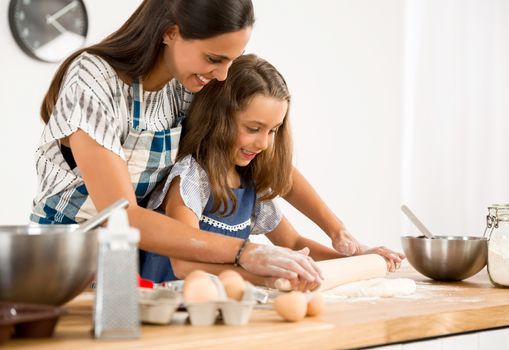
[240,148,259,160]
[234,94,288,167]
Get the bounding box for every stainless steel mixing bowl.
[0,225,98,305]
[401,235,488,281]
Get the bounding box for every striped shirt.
[31,52,193,223]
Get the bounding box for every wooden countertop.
[4,267,509,350]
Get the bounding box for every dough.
[325,278,416,298]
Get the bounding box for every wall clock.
[8,0,88,63]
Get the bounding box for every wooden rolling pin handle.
[274,278,293,292]
[274,254,388,292]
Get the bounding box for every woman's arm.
[68,130,321,281]
[170,259,266,286]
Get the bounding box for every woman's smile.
[195,73,212,86]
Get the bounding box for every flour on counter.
[324,278,416,298]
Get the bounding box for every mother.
[31,0,375,283]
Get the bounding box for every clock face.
[8,0,88,63]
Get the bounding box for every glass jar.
[484,204,509,287]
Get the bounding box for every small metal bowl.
[0,225,98,306]
[401,235,488,281]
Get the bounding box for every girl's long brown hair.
[178,54,293,215]
[40,0,254,124]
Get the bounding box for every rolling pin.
[275,254,387,292]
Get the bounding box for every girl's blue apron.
[139,183,256,282]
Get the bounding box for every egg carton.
[138,287,181,325]
[185,275,260,326]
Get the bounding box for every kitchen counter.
[4,267,509,350]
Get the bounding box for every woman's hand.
[239,245,323,284]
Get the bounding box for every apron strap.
[132,78,144,129]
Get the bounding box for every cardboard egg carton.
[138,274,268,326]
[138,287,181,325]
[185,275,259,326]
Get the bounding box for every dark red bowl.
[0,302,65,344]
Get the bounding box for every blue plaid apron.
[31,78,183,224]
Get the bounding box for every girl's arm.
[68,130,321,281]
[265,216,403,272]
[283,167,358,255]
[265,216,342,261]
[284,167,404,271]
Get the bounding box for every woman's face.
[163,26,252,93]
[233,94,288,167]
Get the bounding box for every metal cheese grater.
[93,209,140,339]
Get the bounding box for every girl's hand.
[331,229,365,256]
[240,245,323,284]
[332,229,406,272]
[358,246,406,272]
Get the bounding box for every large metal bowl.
[401,235,488,281]
[0,225,98,305]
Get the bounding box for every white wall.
[0,0,404,251]
[0,0,140,223]
[248,0,404,250]
[401,0,509,240]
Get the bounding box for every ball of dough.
[306,292,324,317]
[274,291,307,322]
[218,270,245,301]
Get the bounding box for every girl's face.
[163,26,251,93]
[233,94,288,167]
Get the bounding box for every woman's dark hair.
[40,0,255,123]
[178,54,293,216]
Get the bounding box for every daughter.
[141,54,404,289]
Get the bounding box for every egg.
[274,291,307,322]
[184,269,209,282]
[183,275,219,303]
[218,270,245,301]
[306,292,324,317]
[183,270,210,299]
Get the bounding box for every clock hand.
[46,16,68,35]
[46,0,78,25]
